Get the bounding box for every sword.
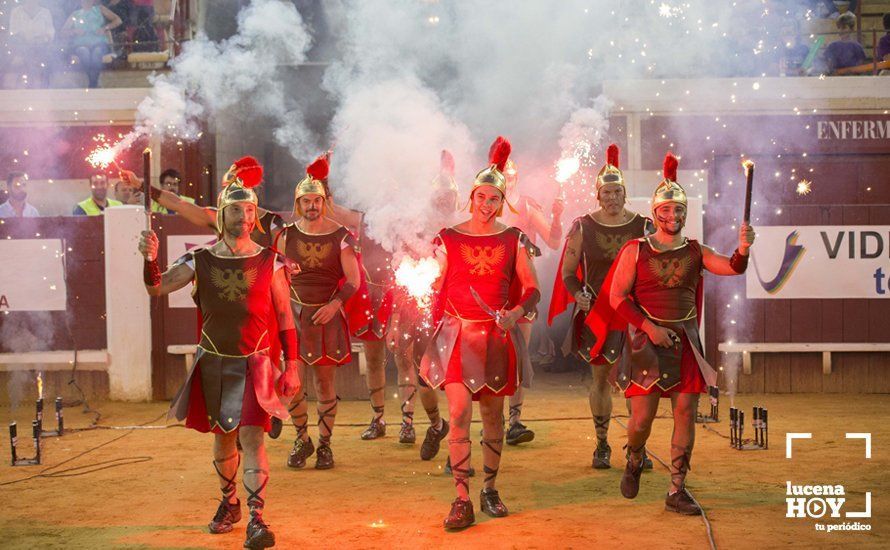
[469,286,503,329]
[580,252,593,306]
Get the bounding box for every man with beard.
[0,172,40,217]
[589,153,754,515]
[145,159,291,437]
[279,154,362,470]
[421,137,540,529]
[548,144,654,470]
[499,159,562,445]
[72,173,121,215]
[138,159,299,549]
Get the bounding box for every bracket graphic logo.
[753,230,806,294]
[785,433,873,532]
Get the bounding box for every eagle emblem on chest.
[296,240,332,269]
[459,243,506,276]
[595,232,633,260]
[210,266,258,301]
[647,255,693,288]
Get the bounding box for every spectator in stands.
[877,14,890,63]
[114,175,143,205]
[810,0,859,19]
[73,173,121,215]
[823,12,867,73]
[131,0,158,52]
[61,0,123,88]
[153,168,195,213]
[8,0,57,88]
[0,172,40,218]
[103,0,134,56]
[778,20,811,75]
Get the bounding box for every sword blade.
[469,286,500,321]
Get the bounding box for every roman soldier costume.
[548,144,652,364]
[168,162,290,434]
[421,138,540,399]
[587,153,717,397]
[278,156,363,367]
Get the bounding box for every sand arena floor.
[1,371,887,549]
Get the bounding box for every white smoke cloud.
[127,0,810,258]
[322,0,791,250]
[135,0,317,158]
[327,76,475,257]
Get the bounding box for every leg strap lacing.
[213,451,240,499]
[243,468,269,513]
[289,392,309,437]
[594,415,610,430]
[368,386,385,416]
[317,396,339,443]
[508,403,522,424]
[399,383,416,423]
[481,437,503,483]
[623,442,647,463]
[593,415,610,440]
[288,392,308,412]
[670,444,692,490]
[449,437,471,492]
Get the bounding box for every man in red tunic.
[499,158,563,445]
[548,144,654,470]
[138,162,300,549]
[589,153,754,515]
[421,136,540,530]
[279,155,362,470]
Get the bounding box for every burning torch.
[742,159,755,224]
[143,148,152,231]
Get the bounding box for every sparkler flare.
[86,134,122,170]
[37,371,43,400]
[555,156,581,183]
[394,257,440,309]
[796,179,812,196]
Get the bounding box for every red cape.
[585,239,704,359]
[547,238,583,325]
[343,255,383,335]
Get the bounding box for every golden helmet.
[216,156,262,235]
[596,143,625,193]
[469,136,518,216]
[293,153,330,217]
[651,152,687,212]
